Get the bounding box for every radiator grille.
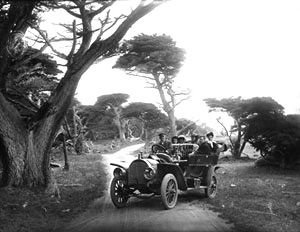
[128,160,148,186]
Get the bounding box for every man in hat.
[157,133,172,154]
[198,135,205,145]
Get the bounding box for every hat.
[159,133,166,137]
[191,133,198,138]
[206,132,214,137]
[178,135,186,140]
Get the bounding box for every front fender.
[214,165,222,173]
[110,163,127,170]
[157,163,187,191]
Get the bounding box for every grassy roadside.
[0,139,143,232]
[1,141,299,232]
[0,140,128,232]
[206,157,300,232]
[0,153,107,232]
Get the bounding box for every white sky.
[40,0,300,131]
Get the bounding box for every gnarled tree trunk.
[0,0,164,188]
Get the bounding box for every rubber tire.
[110,176,129,208]
[160,174,178,209]
[204,175,217,199]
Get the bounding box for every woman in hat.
[197,132,219,154]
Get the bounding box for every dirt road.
[62,144,234,232]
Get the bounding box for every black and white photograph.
[0,1,300,231]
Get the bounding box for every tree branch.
[6,97,38,114]
[51,3,81,18]
[89,1,115,19]
[127,71,155,81]
[74,3,93,58]
[97,12,127,40]
[216,117,235,148]
[28,22,68,60]
[174,95,190,107]
[67,20,77,65]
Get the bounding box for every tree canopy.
[245,113,300,166]
[114,33,187,136]
[115,34,185,77]
[204,96,284,158]
[122,102,168,140]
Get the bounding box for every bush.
[246,114,300,167]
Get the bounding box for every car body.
[110,143,220,210]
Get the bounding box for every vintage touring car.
[110,143,222,210]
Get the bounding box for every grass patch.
[207,158,300,232]
[0,152,107,232]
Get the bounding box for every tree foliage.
[245,113,300,166]
[94,93,129,141]
[204,96,284,158]
[114,33,187,136]
[176,118,197,136]
[122,102,168,140]
[6,47,61,114]
[115,34,185,77]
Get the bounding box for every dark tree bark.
[154,74,177,137]
[0,1,164,188]
[62,134,69,171]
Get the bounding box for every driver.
[157,133,172,154]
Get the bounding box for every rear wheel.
[160,174,178,209]
[110,176,129,208]
[204,175,217,198]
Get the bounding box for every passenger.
[171,136,178,144]
[190,134,199,144]
[157,133,172,154]
[197,132,219,154]
[198,135,205,145]
[177,135,186,144]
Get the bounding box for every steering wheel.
[151,144,167,153]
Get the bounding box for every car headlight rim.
[144,167,156,180]
[113,168,126,178]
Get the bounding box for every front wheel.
[110,176,129,208]
[204,175,217,198]
[160,174,178,209]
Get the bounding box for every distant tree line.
[205,97,300,167]
[73,93,213,143]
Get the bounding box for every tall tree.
[0,0,166,188]
[204,97,284,158]
[113,34,187,137]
